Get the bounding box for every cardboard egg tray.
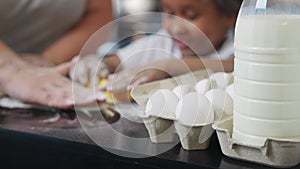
[131,70,215,150]
[131,70,300,168]
[213,117,300,168]
[213,116,300,168]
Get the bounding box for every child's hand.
[69,55,109,88]
[106,68,168,93]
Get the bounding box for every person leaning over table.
[0,0,112,66]
[0,0,113,108]
[71,0,242,93]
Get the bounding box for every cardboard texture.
[174,122,212,150]
[143,117,175,143]
[213,117,300,168]
[131,70,214,150]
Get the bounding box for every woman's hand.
[1,63,105,108]
[69,55,110,88]
[0,41,106,108]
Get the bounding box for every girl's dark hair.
[213,0,243,16]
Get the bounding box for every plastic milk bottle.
[233,0,300,145]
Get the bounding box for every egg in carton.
[209,72,234,90]
[173,84,215,150]
[175,92,215,150]
[131,70,236,149]
[141,89,178,143]
[131,70,211,143]
[205,89,233,122]
[138,85,202,144]
[173,73,234,150]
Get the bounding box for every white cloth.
[117,29,182,69]
[116,29,234,69]
[0,0,86,53]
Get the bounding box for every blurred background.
[113,0,162,39]
[98,0,162,55]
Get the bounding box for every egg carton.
[131,70,218,150]
[174,121,213,150]
[133,70,300,167]
[137,111,214,150]
[213,117,300,168]
[138,112,176,143]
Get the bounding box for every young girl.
[71,0,242,93]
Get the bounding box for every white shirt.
[116,29,234,69]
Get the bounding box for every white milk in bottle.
[233,0,300,145]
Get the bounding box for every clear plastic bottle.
[233,0,300,145]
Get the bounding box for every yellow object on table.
[98,79,113,100]
[100,78,132,102]
[86,78,132,102]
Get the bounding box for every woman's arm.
[0,42,25,81]
[0,41,102,108]
[42,0,113,65]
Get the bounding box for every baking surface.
[0,103,299,169]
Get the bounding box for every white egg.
[226,84,235,99]
[194,79,217,94]
[205,89,233,121]
[172,85,195,99]
[176,92,214,126]
[145,89,179,120]
[209,72,234,89]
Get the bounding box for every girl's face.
[162,0,235,56]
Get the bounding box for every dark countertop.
[0,105,299,169]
